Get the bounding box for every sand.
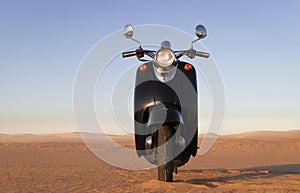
[0,131,299,192]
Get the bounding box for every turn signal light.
[139,64,147,72]
[184,64,192,71]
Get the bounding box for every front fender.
[147,108,183,127]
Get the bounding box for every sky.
[0,0,299,134]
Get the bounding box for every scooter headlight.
[155,48,175,68]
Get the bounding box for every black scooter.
[122,24,210,182]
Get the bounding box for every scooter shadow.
[175,164,300,188]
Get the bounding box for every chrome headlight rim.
[154,48,176,68]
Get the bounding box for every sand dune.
[0,130,299,192]
[222,130,300,141]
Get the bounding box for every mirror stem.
[190,38,200,49]
[130,37,141,46]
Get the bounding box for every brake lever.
[174,51,184,59]
[175,49,209,59]
[144,50,155,59]
[175,49,195,59]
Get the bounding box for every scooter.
[122,24,210,182]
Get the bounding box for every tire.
[157,125,174,182]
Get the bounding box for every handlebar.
[122,48,156,60]
[122,51,137,58]
[176,49,210,59]
[195,51,210,58]
[122,48,210,60]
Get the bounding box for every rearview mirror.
[195,25,207,39]
[123,24,134,39]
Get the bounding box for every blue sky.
[0,0,299,134]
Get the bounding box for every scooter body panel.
[134,61,198,158]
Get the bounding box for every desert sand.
[0,131,299,192]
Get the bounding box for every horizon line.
[0,129,299,136]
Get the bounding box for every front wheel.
[157,125,174,182]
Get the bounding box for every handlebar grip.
[122,51,136,58]
[195,51,210,58]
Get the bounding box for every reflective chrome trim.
[154,48,176,68]
[153,63,177,82]
[177,136,185,150]
[145,136,153,154]
[145,136,152,148]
